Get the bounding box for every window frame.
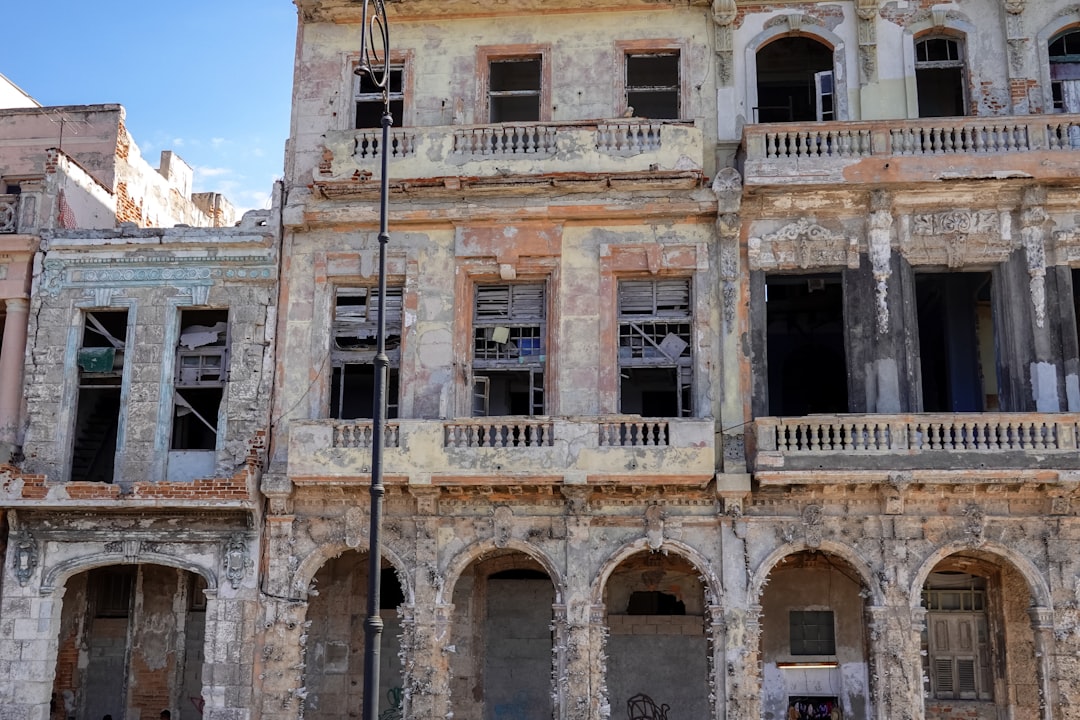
[922,585,994,701]
[616,39,687,120]
[788,609,837,657]
[476,44,552,124]
[330,285,403,420]
[470,280,547,417]
[913,33,969,118]
[347,50,413,130]
[616,276,694,417]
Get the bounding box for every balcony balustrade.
[318,119,704,188]
[287,416,715,484]
[752,413,1080,475]
[742,114,1080,186]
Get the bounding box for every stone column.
[865,604,925,720]
[561,485,597,720]
[723,604,761,720]
[0,536,62,720]
[407,487,452,720]
[0,297,29,450]
[706,604,727,720]
[1029,607,1058,720]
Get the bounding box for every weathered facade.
[7,0,1080,719]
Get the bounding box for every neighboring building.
[6,1,1080,720]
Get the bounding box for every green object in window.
[78,347,116,373]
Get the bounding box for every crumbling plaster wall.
[20,227,278,487]
[290,7,718,186]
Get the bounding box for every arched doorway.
[50,564,208,720]
[305,551,406,719]
[448,550,556,720]
[759,550,871,720]
[755,37,835,122]
[921,552,1040,720]
[603,551,709,720]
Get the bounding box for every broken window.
[1050,30,1080,113]
[172,309,228,451]
[755,36,834,122]
[72,310,127,483]
[618,278,692,417]
[472,282,545,416]
[625,51,680,119]
[916,36,967,118]
[331,286,401,419]
[355,64,404,129]
[915,273,998,412]
[789,610,836,655]
[488,57,542,123]
[922,573,993,701]
[764,275,848,416]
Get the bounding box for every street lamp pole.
[355,3,392,720]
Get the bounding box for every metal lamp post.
[354,3,392,720]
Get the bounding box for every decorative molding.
[40,257,275,296]
[857,0,879,84]
[868,191,893,334]
[900,210,1004,268]
[12,531,37,587]
[1004,0,1025,13]
[644,504,665,551]
[802,504,823,547]
[962,503,985,544]
[104,539,161,562]
[1021,187,1049,328]
[492,505,513,548]
[224,533,252,589]
[748,218,858,271]
[712,0,738,86]
[345,506,366,548]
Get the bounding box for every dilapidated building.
[7,0,1080,719]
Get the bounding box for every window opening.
[172,309,228,450]
[755,37,834,122]
[764,275,848,416]
[789,610,836,656]
[921,572,993,701]
[331,286,402,419]
[91,566,136,618]
[355,64,404,129]
[915,36,967,117]
[72,310,127,483]
[1050,30,1080,113]
[625,52,680,119]
[489,57,542,123]
[472,282,546,416]
[618,278,692,417]
[915,273,997,412]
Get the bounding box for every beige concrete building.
[7,1,1080,720]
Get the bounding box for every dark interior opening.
[627,590,686,615]
[473,369,542,416]
[916,272,996,412]
[331,364,400,419]
[356,67,404,129]
[765,275,848,416]
[489,57,542,122]
[490,569,550,580]
[620,367,688,417]
[73,310,127,483]
[755,37,833,122]
[626,53,679,119]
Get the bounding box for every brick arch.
[438,539,563,605]
[590,537,722,607]
[749,540,883,606]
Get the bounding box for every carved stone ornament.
[868,191,894,334]
[902,210,1005,268]
[802,504,824,547]
[492,505,514,548]
[963,503,985,544]
[224,534,251,589]
[711,0,738,85]
[748,218,858,271]
[1004,0,1025,13]
[644,504,665,551]
[104,539,160,562]
[12,531,38,587]
[1020,194,1049,328]
[345,506,366,548]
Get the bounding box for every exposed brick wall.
[50,573,88,720]
[115,180,144,226]
[127,566,180,717]
[116,119,131,161]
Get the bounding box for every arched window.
[755,37,834,122]
[1049,29,1080,112]
[915,36,967,117]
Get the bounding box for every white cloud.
[196,166,233,178]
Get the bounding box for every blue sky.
[4,1,297,214]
